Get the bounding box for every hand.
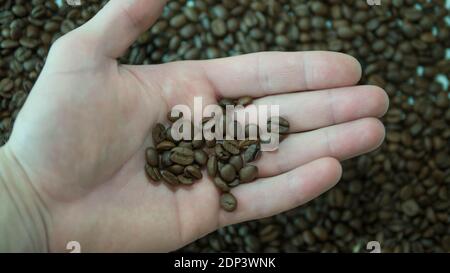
[1,0,388,252]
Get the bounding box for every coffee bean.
[211,19,227,37]
[207,155,218,177]
[214,177,230,192]
[167,164,185,175]
[243,144,261,163]
[220,164,236,182]
[229,155,243,171]
[178,175,194,185]
[239,165,258,183]
[178,141,193,149]
[160,170,179,186]
[215,144,231,162]
[184,165,203,180]
[228,179,240,188]
[145,147,159,167]
[152,123,166,144]
[161,151,173,168]
[170,147,194,165]
[156,140,176,151]
[239,139,259,150]
[237,96,253,106]
[268,117,290,134]
[192,139,204,149]
[194,149,208,166]
[220,193,237,212]
[145,164,162,182]
[223,140,240,155]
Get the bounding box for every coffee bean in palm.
[229,155,243,171]
[145,164,162,182]
[145,147,159,167]
[160,170,179,186]
[237,96,253,106]
[228,179,240,188]
[268,117,290,134]
[207,155,218,177]
[167,164,185,175]
[220,193,237,212]
[192,139,204,149]
[156,140,176,151]
[215,144,230,162]
[219,98,234,108]
[178,175,194,185]
[194,149,208,166]
[223,140,240,155]
[152,123,166,144]
[243,143,261,163]
[178,141,193,149]
[220,164,237,182]
[214,176,230,192]
[161,151,173,167]
[170,147,194,165]
[239,165,258,183]
[184,165,203,180]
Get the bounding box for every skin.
[0,0,389,252]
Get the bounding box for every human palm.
[3,1,388,252]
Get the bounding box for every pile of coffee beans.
[1,0,449,252]
[145,97,290,212]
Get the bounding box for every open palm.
[4,1,388,252]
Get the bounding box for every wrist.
[0,144,50,252]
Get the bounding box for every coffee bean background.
[1,0,449,252]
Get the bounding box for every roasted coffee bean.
[214,177,230,192]
[178,175,194,185]
[215,143,231,162]
[268,117,290,134]
[156,140,176,151]
[160,170,179,186]
[228,179,240,188]
[243,144,261,163]
[207,155,218,177]
[152,123,166,144]
[223,140,240,155]
[239,165,258,183]
[220,164,237,182]
[184,165,203,180]
[194,149,208,166]
[145,147,159,167]
[170,147,194,165]
[229,155,244,171]
[161,151,173,167]
[237,96,253,106]
[220,193,237,212]
[167,164,185,175]
[145,164,162,182]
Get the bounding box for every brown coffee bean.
[243,144,261,163]
[237,96,253,106]
[156,140,176,151]
[215,144,231,162]
[167,164,185,175]
[220,193,237,212]
[239,165,258,183]
[223,140,240,155]
[228,179,240,188]
[178,175,194,185]
[184,165,203,180]
[211,19,227,37]
[194,149,208,166]
[207,155,218,177]
[170,147,194,165]
[145,164,162,182]
[161,151,173,167]
[229,155,243,171]
[220,164,236,182]
[161,170,179,186]
[214,177,230,192]
[206,139,216,148]
[145,147,159,167]
[152,123,166,144]
[268,117,290,134]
